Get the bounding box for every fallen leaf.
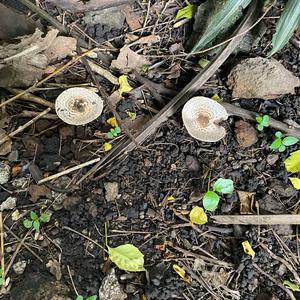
[242,240,255,258]
[167,195,175,201]
[11,165,22,177]
[211,93,223,101]
[289,177,300,190]
[175,5,197,20]
[198,58,210,69]
[126,110,136,120]
[118,75,133,95]
[121,4,143,31]
[28,184,52,203]
[107,91,123,108]
[283,280,300,292]
[237,191,255,214]
[46,259,62,280]
[284,150,300,173]
[122,114,151,131]
[106,117,118,128]
[189,206,208,225]
[0,129,12,156]
[173,264,191,283]
[111,46,150,73]
[103,143,112,152]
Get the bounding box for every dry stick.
[0,108,51,146]
[6,88,55,109]
[0,50,94,109]
[4,225,43,262]
[223,102,300,139]
[18,111,58,120]
[211,215,300,225]
[253,262,296,300]
[260,243,300,284]
[77,0,259,183]
[87,60,118,85]
[19,0,68,34]
[0,213,4,283]
[37,158,101,184]
[67,265,79,296]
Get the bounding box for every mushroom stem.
[221,102,300,139]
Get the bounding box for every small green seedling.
[270,131,299,152]
[107,126,121,139]
[203,178,234,212]
[76,295,97,300]
[23,211,50,232]
[256,115,270,131]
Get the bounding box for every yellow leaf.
[106,117,118,128]
[289,177,300,190]
[167,195,175,201]
[173,264,191,283]
[198,58,210,69]
[242,240,255,258]
[103,142,112,152]
[189,206,208,225]
[211,94,223,101]
[284,150,300,173]
[118,75,133,95]
[175,5,197,20]
[126,110,136,120]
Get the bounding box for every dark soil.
[0,0,299,300]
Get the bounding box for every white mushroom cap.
[182,96,228,142]
[55,87,103,125]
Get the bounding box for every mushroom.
[55,87,103,125]
[182,96,228,142]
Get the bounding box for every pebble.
[0,162,10,184]
[0,196,16,211]
[104,182,119,201]
[13,260,27,275]
[185,155,200,172]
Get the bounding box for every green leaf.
[261,115,270,127]
[285,150,300,173]
[39,213,50,223]
[23,219,33,229]
[108,244,145,272]
[270,138,282,150]
[198,58,210,69]
[289,177,300,190]
[107,132,114,139]
[203,191,220,212]
[283,280,300,292]
[268,0,300,56]
[282,136,299,146]
[256,124,264,132]
[76,296,84,300]
[275,131,282,138]
[86,296,97,300]
[33,220,40,232]
[30,211,39,221]
[175,5,197,20]
[190,0,251,53]
[213,178,234,194]
[279,145,286,152]
[114,126,121,134]
[256,116,263,123]
[189,206,208,225]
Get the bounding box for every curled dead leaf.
[237,191,255,214]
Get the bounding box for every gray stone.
[104,182,119,202]
[0,196,16,211]
[13,260,27,275]
[99,269,127,300]
[83,7,125,29]
[0,162,10,184]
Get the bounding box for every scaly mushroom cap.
[55,87,103,125]
[182,96,228,142]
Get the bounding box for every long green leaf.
[268,0,300,56]
[190,0,251,54]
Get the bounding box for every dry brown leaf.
[111,46,150,73]
[123,114,151,131]
[11,165,22,178]
[46,259,62,281]
[121,4,143,31]
[107,90,123,108]
[28,184,52,203]
[237,190,255,214]
[0,129,11,156]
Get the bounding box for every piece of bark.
[46,0,134,12]
[211,215,300,225]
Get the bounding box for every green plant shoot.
[256,115,269,131]
[270,131,299,152]
[23,211,50,232]
[107,127,121,139]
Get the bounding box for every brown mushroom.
[55,87,103,125]
[182,96,228,142]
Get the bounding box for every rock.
[234,120,258,148]
[227,57,300,99]
[83,7,125,29]
[0,162,10,184]
[185,155,201,171]
[46,259,62,281]
[13,260,27,275]
[0,196,16,211]
[10,273,70,300]
[99,269,127,300]
[266,154,279,166]
[104,182,119,201]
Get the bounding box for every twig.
[19,0,68,34]
[6,88,55,109]
[18,111,58,120]
[87,60,118,85]
[37,158,101,184]
[260,243,300,284]
[0,213,5,283]
[67,265,79,296]
[223,102,300,139]
[211,215,300,225]
[0,108,51,146]
[253,262,296,300]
